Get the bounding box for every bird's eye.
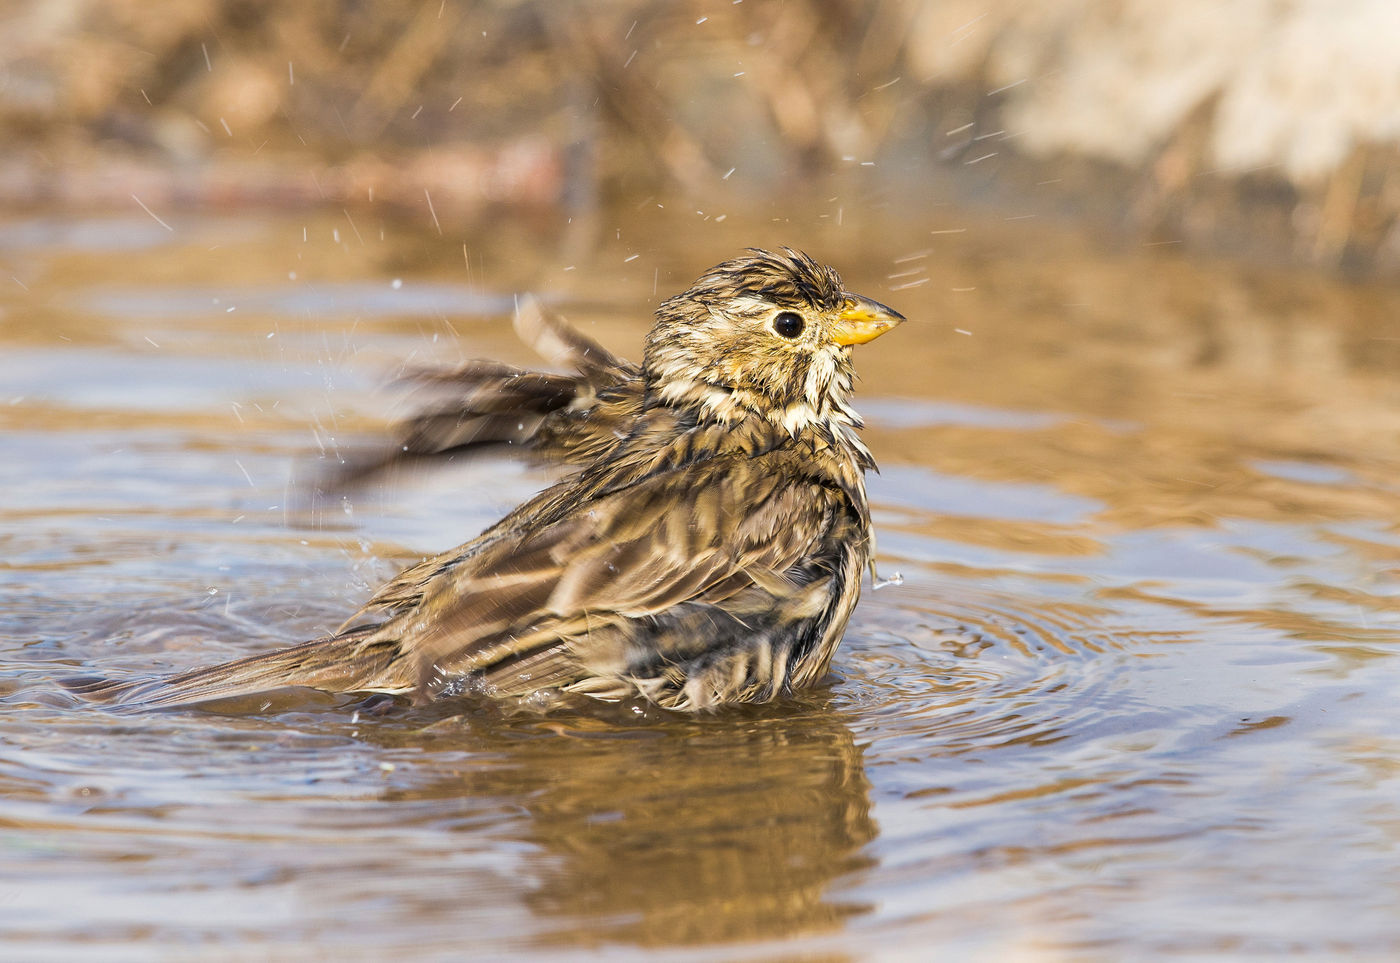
[772,311,805,339]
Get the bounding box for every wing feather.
[323,298,640,488]
[392,449,838,691]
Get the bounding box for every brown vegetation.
[2,1,1397,275]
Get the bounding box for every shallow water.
[3,205,1400,960]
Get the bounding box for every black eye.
[772,311,805,339]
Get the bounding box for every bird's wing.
[322,299,639,487]
[389,450,840,690]
[512,294,637,382]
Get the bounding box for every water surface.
[3,207,1399,960]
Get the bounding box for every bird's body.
[64,249,903,712]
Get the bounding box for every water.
[2,207,1399,960]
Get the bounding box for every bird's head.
[643,249,904,434]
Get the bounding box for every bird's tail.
[59,626,405,711]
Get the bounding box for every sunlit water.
[3,207,1399,960]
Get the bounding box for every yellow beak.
[831,294,906,346]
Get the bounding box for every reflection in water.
[372,707,875,947]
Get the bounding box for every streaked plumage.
[63,249,904,712]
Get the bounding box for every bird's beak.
[832,294,906,346]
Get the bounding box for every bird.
[62,249,905,712]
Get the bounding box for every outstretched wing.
[326,297,640,486]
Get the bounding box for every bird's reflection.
[369,696,876,948]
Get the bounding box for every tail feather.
[60,627,407,711]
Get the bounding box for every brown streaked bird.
[63,249,905,712]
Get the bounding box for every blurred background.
[4,0,1399,275]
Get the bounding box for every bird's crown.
[681,248,846,314]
